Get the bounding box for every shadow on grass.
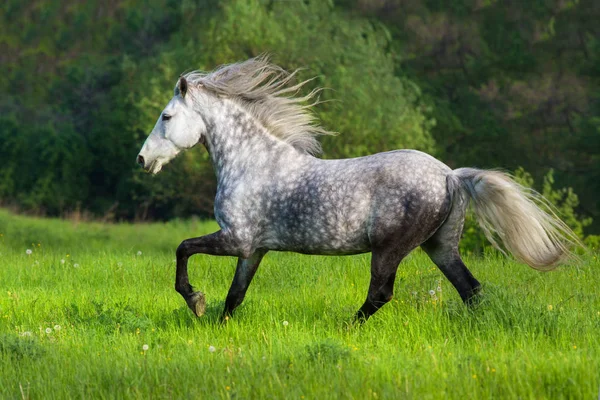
[157,300,227,329]
[0,334,45,360]
[64,301,153,333]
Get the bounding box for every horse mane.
[182,55,334,155]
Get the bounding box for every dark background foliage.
[1,0,598,240]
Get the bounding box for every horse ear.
[178,76,188,98]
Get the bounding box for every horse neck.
[204,99,309,185]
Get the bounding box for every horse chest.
[214,187,262,228]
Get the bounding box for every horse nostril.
[137,154,145,167]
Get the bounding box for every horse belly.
[264,195,372,255]
[271,226,371,255]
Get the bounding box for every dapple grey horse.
[137,56,577,322]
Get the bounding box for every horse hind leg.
[355,246,408,322]
[422,242,481,304]
[421,197,481,304]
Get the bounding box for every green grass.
[0,209,599,399]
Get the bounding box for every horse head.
[137,76,207,174]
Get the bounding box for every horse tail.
[448,168,580,270]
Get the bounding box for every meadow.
[0,209,598,399]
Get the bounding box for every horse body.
[209,102,451,258]
[137,57,578,321]
[256,151,452,256]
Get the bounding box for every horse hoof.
[187,291,206,317]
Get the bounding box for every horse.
[136,56,578,322]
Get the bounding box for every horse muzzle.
[136,154,147,170]
[136,153,164,174]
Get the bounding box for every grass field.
[0,209,599,399]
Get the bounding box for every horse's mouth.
[140,159,161,174]
[149,160,163,174]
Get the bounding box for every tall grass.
[0,209,598,398]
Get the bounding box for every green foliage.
[584,235,600,251]
[0,0,598,236]
[540,169,592,239]
[1,0,435,219]
[0,0,183,218]
[0,115,90,214]
[356,0,600,232]
[202,0,435,158]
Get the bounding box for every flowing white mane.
[183,56,334,155]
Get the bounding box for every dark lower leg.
[175,255,194,299]
[437,259,480,303]
[420,193,479,305]
[355,272,397,322]
[423,246,481,304]
[355,248,403,322]
[175,230,242,316]
[222,250,267,319]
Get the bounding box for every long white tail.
[450,168,580,270]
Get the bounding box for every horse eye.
[162,114,172,121]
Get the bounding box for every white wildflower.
[26,249,32,255]
[54,325,61,331]
[429,290,436,296]
[142,344,149,351]
[60,259,65,264]
[73,263,79,268]
[282,321,289,326]
[45,328,52,334]
[208,345,216,353]
[137,251,142,256]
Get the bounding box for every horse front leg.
[175,230,242,317]
[222,250,267,321]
